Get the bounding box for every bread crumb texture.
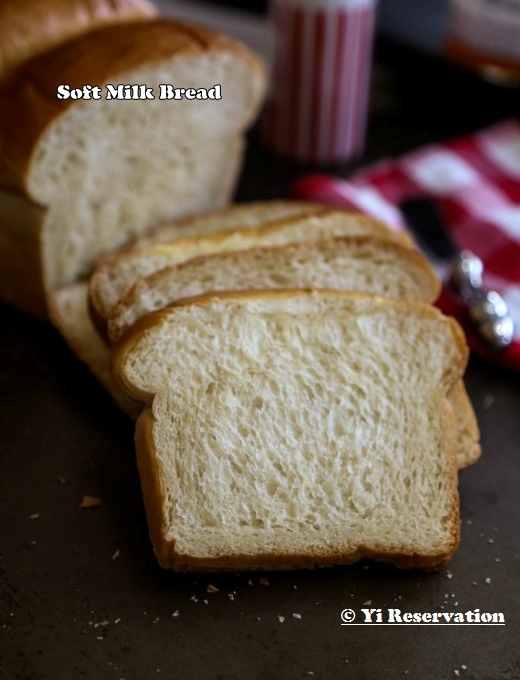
[114,292,465,571]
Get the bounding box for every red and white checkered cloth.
[292,119,520,371]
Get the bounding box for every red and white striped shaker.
[262,0,377,164]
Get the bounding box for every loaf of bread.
[0,0,156,79]
[111,290,467,572]
[0,19,265,318]
[89,208,413,328]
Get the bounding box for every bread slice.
[89,209,413,326]
[0,0,156,79]
[111,289,467,572]
[0,19,265,317]
[107,235,440,343]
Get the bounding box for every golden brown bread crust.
[0,0,156,80]
[0,18,265,193]
[135,408,173,566]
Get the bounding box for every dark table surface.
[1,30,520,680]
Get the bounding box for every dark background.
[1,1,519,679]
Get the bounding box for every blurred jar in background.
[262,0,377,164]
[445,0,520,86]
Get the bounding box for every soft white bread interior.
[107,235,440,342]
[89,209,413,325]
[0,0,156,79]
[111,290,467,572]
[0,20,265,317]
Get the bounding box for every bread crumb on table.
[80,495,102,508]
[482,394,495,409]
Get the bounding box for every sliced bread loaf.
[105,232,480,470]
[0,19,265,318]
[48,201,478,469]
[107,235,440,342]
[89,209,413,326]
[111,290,467,572]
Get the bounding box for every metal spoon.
[399,197,515,351]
